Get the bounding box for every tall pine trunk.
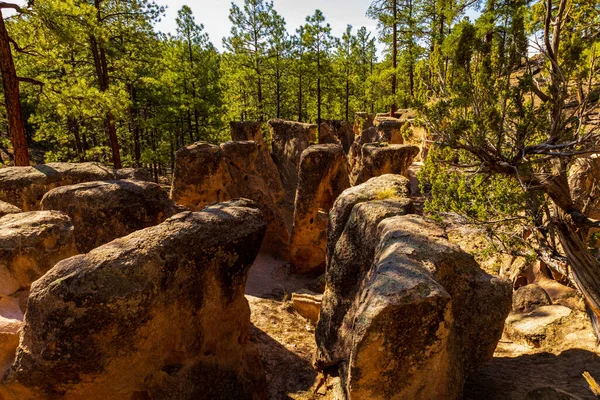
[390,0,397,117]
[0,11,29,166]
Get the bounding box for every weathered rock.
[373,116,405,144]
[0,162,152,211]
[525,387,581,400]
[315,176,512,399]
[318,121,355,154]
[113,167,153,182]
[505,305,572,347]
[0,211,77,298]
[268,119,317,203]
[290,145,350,274]
[0,316,21,376]
[230,121,285,202]
[0,201,20,218]
[0,200,267,400]
[513,284,552,313]
[291,290,322,325]
[353,143,420,185]
[41,180,181,253]
[171,141,290,259]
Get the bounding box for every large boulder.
[0,201,20,218]
[0,162,151,211]
[230,121,285,202]
[353,143,420,185]
[373,116,405,144]
[0,200,267,400]
[315,176,512,399]
[268,119,317,203]
[41,180,181,253]
[290,145,350,274]
[0,211,77,298]
[171,141,290,259]
[318,120,355,154]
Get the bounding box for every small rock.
[0,201,21,218]
[0,316,22,376]
[513,284,552,313]
[506,305,572,346]
[292,290,323,325]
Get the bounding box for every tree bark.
[390,0,397,117]
[0,9,29,166]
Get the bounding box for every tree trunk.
[90,0,121,168]
[390,0,397,117]
[0,11,29,166]
[298,72,303,122]
[68,116,84,162]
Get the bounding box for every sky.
[154,0,381,52]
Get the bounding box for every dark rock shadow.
[464,349,600,399]
[250,324,318,400]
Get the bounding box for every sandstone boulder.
[171,141,290,259]
[0,211,77,298]
[505,305,572,347]
[41,180,181,253]
[290,145,350,274]
[373,116,405,144]
[268,119,317,203]
[0,201,20,218]
[114,167,153,182]
[230,121,285,202]
[513,284,552,313]
[0,199,267,400]
[0,316,21,376]
[318,121,354,154]
[0,162,151,211]
[352,112,374,138]
[291,290,322,325]
[315,176,512,399]
[353,143,420,185]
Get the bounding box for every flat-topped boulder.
[230,121,285,202]
[0,200,267,400]
[0,201,20,218]
[0,211,77,298]
[41,180,181,253]
[318,121,355,154]
[171,141,290,259]
[290,144,350,274]
[268,119,317,203]
[353,143,420,185]
[373,116,405,143]
[0,162,151,211]
[315,176,512,399]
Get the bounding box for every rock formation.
[41,180,182,253]
[374,116,405,144]
[171,141,289,259]
[0,201,20,218]
[230,121,285,202]
[0,211,77,299]
[352,143,420,185]
[268,119,317,202]
[290,144,350,274]
[0,162,151,211]
[513,284,552,313]
[315,175,512,399]
[353,112,374,138]
[0,200,267,400]
[318,120,354,154]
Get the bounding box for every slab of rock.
[0,162,151,211]
[374,116,405,144]
[506,305,572,347]
[0,201,20,218]
[268,119,317,203]
[353,143,420,185]
[171,141,290,259]
[291,290,322,325]
[0,199,267,400]
[315,177,512,399]
[231,121,285,202]
[41,180,181,253]
[0,211,77,298]
[513,284,552,313]
[290,145,350,274]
